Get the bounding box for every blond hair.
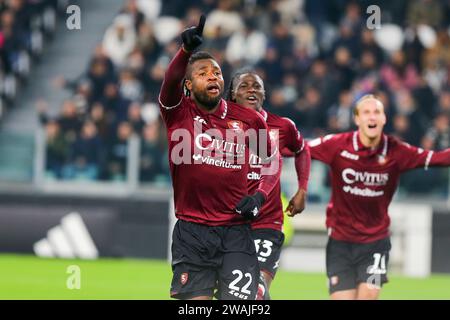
[353,94,384,116]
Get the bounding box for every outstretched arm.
[425,149,450,168]
[159,15,205,109]
[397,141,450,172]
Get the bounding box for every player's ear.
[354,114,360,127]
[231,90,236,102]
[185,79,193,91]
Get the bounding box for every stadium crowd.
[38,0,450,193]
[1,0,59,119]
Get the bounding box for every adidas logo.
[33,212,99,259]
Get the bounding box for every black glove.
[181,14,205,52]
[235,192,266,220]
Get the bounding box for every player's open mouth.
[206,83,220,94]
[368,124,377,129]
[246,95,258,104]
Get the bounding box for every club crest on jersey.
[227,120,243,132]
[378,155,387,164]
[180,272,188,285]
[330,276,339,286]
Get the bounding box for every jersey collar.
[259,109,268,122]
[353,131,388,157]
[191,98,228,119]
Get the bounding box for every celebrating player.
[228,69,311,299]
[159,16,280,300]
[308,94,450,300]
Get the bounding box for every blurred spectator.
[392,89,427,145]
[120,0,146,32]
[38,99,83,144]
[359,29,384,65]
[327,90,354,133]
[89,102,111,140]
[391,114,417,144]
[0,0,57,113]
[135,22,162,62]
[295,86,325,136]
[436,90,450,117]
[205,0,244,37]
[103,14,136,67]
[407,0,443,28]
[422,112,450,150]
[127,102,145,133]
[101,82,132,124]
[268,21,294,61]
[303,59,338,108]
[332,46,356,91]
[45,120,68,179]
[256,46,284,88]
[380,50,420,91]
[225,17,267,67]
[107,121,133,181]
[140,122,164,182]
[118,68,143,101]
[63,121,103,180]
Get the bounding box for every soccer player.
[308,94,450,300]
[159,16,280,300]
[228,69,311,299]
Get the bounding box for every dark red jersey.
[159,49,279,226]
[248,110,306,231]
[309,131,450,243]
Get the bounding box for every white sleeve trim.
[424,151,434,171]
[158,94,182,110]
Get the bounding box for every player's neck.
[359,131,382,149]
[194,100,220,113]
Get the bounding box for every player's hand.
[181,14,205,52]
[285,189,307,217]
[235,191,266,220]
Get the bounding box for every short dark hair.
[226,67,260,101]
[185,51,216,80]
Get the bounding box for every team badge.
[378,155,387,165]
[180,272,189,285]
[330,276,339,286]
[227,120,243,132]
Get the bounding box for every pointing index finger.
[196,14,206,36]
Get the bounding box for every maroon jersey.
[248,110,305,231]
[159,49,278,226]
[309,131,450,243]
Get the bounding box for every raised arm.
[158,48,190,109]
[158,15,205,109]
